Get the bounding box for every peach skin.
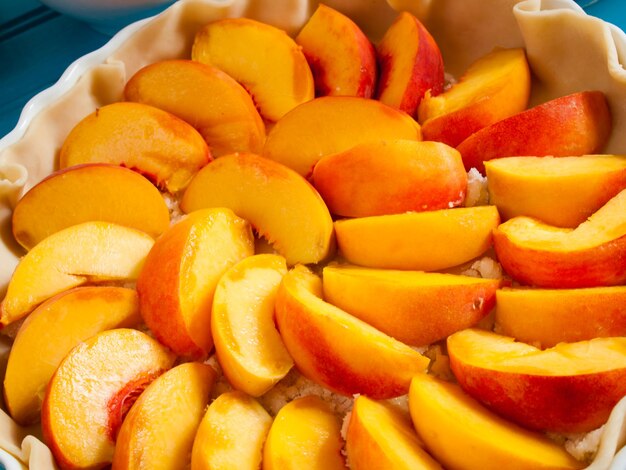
[262,96,421,176]
[486,155,626,228]
[495,287,626,348]
[59,102,210,192]
[125,60,265,156]
[192,18,314,122]
[418,47,531,147]
[346,395,442,470]
[137,208,254,360]
[334,206,499,271]
[181,153,334,265]
[457,91,611,173]
[41,329,176,470]
[322,265,500,346]
[448,328,626,433]
[0,221,153,327]
[191,391,272,470]
[409,374,584,470]
[263,395,345,470]
[112,362,215,469]
[312,140,466,217]
[295,4,376,98]
[493,188,626,288]
[376,12,444,115]
[12,163,169,250]
[274,265,429,399]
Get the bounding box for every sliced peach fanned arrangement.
[2,4,625,470]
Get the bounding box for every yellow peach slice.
[212,254,292,396]
[112,362,215,469]
[262,96,421,176]
[418,48,531,147]
[486,155,626,228]
[347,395,442,470]
[12,163,169,250]
[334,206,499,271]
[275,265,429,398]
[181,153,334,265]
[125,60,265,156]
[295,4,377,98]
[191,391,272,470]
[4,286,140,426]
[192,18,314,122]
[137,208,254,359]
[59,102,210,192]
[312,140,466,217]
[263,395,345,470]
[41,329,176,470]
[322,265,500,346]
[448,328,626,432]
[495,287,626,348]
[409,374,583,470]
[0,221,154,326]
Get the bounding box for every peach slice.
[418,47,531,147]
[41,329,176,470]
[191,391,272,470]
[496,287,626,348]
[346,395,442,470]
[409,374,584,470]
[12,163,169,250]
[262,96,421,176]
[486,155,626,228]
[263,395,345,470]
[0,221,154,326]
[493,188,626,288]
[192,18,314,122]
[312,140,466,217]
[125,60,265,156]
[457,91,611,173]
[295,4,376,98]
[334,206,499,271]
[376,12,444,115]
[4,287,140,426]
[137,208,254,359]
[59,101,210,192]
[274,265,429,398]
[322,265,500,346]
[212,254,292,396]
[447,328,626,433]
[112,362,215,469]
[181,153,334,265]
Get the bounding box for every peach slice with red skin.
[295,4,376,98]
[447,328,626,433]
[418,47,531,147]
[376,12,444,115]
[262,96,421,176]
[112,362,215,469]
[12,163,169,250]
[137,208,254,360]
[0,221,154,326]
[322,265,500,346]
[181,153,334,265]
[274,265,429,399]
[125,60,265,156]
[59,101,211,192]
[493,188,626,288]
[312,140,466,217]
[192,18,314,122]
[41,329,176,470]
[457,91,611,173]
[4,286,140,426]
